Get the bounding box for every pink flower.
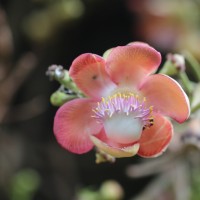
[54,42,190,158]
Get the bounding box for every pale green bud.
[160,53,185,76]
[50,90,77,106]
[100,180,124,200]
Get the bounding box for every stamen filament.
[92,92,154,129]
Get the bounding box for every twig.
[0,53,37,123]
[131,173,171,200]
[3,96,47,123]
[126,153,176,178]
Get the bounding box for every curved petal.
[54,98,102,154]
[69,53,116,99]
[138,114,173,158]
[105,42,161,87]
[139,74,190,123]
[90,135,140,158]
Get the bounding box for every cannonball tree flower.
[54,42,190,158]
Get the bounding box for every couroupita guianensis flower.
[53,42,190,159]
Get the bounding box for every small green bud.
[160,53,185,76]
[50,90,77,106]
[10,169,40,200]
[77,189,99,200]
[100,180,124,200]
[46,65,82,94]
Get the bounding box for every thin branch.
[126,153,176,178]
[131,173,172,200]
[0,53,37,123]
[3,96,47,123]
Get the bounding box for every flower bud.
[50,90,77,106]
[160,53,185,76]
[100,180,124,200]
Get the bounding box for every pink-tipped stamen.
[92,92,154,129]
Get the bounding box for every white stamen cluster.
[92,93,154,129]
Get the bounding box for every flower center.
[92,92,154,144]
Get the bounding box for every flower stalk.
[183,51,200,81]
[46,64,83,94]
[46,65,84,106]
[191,103,200,114]
[178,72,194,96]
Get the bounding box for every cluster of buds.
[46,64,83,106]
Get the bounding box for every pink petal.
[54,98,102,154]
[105,42,161,87]
[138,114,173,158]
[139,74,190,123]
[90,135,140,158]
[69,53,116,99]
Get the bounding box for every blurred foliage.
[127,0,200,59]
[10,169,41,200]
[23,0,84,42]
[77,180,124,200]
